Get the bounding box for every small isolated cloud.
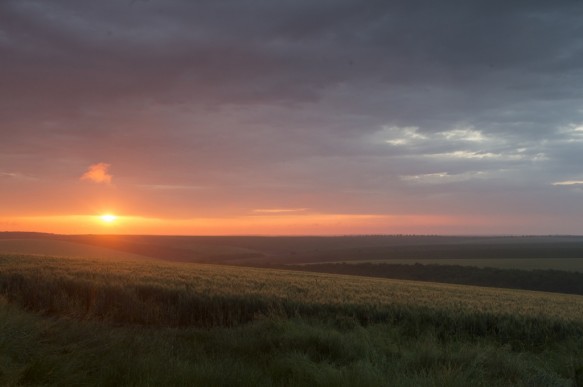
[439,127,488,143]
[400,171,492,185]
[552,180,583,186]
[81,163,112,184]
[377,126,427,146]
[253,208,308,214]
[140,184,208,191]
[0,172,35,181]
[428,151,528,161]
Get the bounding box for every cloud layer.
[1,0,583,233]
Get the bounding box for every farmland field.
[2,234,583,385]
[3,253,583,324]
[0,238,151,261]
[1,249,583,385]
[310,257,583,271]
[3,233,583,266]
[4,233,583,294]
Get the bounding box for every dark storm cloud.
[2,0,583,229]
[3,0,580,111]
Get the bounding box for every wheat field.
[1,252,583,386]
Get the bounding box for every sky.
[1,0,583,235]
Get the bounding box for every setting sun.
[100,214,118,223]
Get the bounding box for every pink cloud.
[81,163,112,184]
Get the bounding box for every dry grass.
[1,253,583,345]
[4,253,583,319]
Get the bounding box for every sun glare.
[100,214,117,223]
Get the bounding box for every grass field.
[4,233,583,266]
[0,239,150,261]
[1,252,583,385]
[308,257,583,272]
[3,253,583,324]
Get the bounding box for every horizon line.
[1,231,583,238]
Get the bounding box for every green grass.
[1,253,583,385]
[1,302,581,386]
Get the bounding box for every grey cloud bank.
[1,0,583,233]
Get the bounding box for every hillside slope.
[1,253,582,386]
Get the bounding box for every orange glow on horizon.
[0,212,473,235]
